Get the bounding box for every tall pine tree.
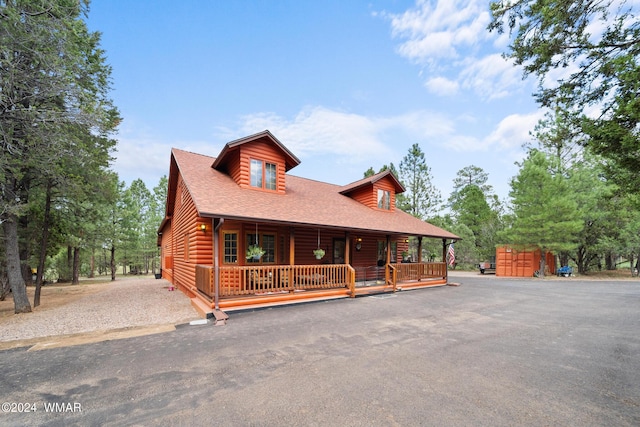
[500,150,582,276]
[397,144,441,220]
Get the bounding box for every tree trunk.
[34,181,53,307]
[58,245,72,283]
[88,248,95,278]
[110,245,116,281]
[2,215,32,313]
[72,247,80,285]
[574,246,589,274]
[539,250,547,278]
[67,245,73,277]
[0,272,10,301]
[21,264,33,286]
[19,212,32,286]
[605,252,615,270]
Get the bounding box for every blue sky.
[86,0,544,204]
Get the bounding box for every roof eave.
[211,130,301,171]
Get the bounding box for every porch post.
[418,236,423,263]
[289,227,295,265]
[385,235,391,264]
[442,238,448,280]
[289,227,295,290]
[386,235,392,290]
[213,218,224,310]
[345,232,351,265]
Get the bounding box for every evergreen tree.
[0,0,119,313]
[448,165,496,207]
[500,150,582,276]
[397,144,441,219]
[450,184,499,261]
[489,0,640,192]
[363,163,399,179]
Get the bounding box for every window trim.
[222,231,239,264]
[249,158,278,191]
[377,189,391,210]
[245,232,277,264]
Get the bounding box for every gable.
[211,130,300,194]
[340,171,404,211]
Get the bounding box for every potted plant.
[313,248,325,260]
[246,245,265,260]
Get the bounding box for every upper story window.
[377,189,390,210]
[250,158,277,190]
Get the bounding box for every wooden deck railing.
[390,262,446,282]
[195,263,442,300]
[387,264,397,291]
[194,264,355,297]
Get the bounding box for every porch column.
[345,232,351,265]
[289,227,295,290]
[213,218,224,310]
[289,227,295,265]
[385,235,391,264]
[442,239,447,264]
[386,235,391,288]
[418,236,423,263]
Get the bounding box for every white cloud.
[110,105,545,199]
[233,106,462,162]
[388,0,491,63]
[113,138,173,186]
[112,118,221,189]
[483,111,545,150]
[381,0,529,100]
[424,76,459,96]
[236,107,388,158]
[459,53,524,100]
[232,106,545,158]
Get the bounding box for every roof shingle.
[172,148,458,240]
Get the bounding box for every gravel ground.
[0,277,200,343]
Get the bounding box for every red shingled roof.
[339,169,405,195]
[171,148,459,239]
[211,130,301,172]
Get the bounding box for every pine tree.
[0,0,119,312]
[500,150,582,276]
[397,144,442,220]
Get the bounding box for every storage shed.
[496,246,556,277]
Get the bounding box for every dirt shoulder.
[0,276,199,350]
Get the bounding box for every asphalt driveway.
[1,275,639,426]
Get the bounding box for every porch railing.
[195,262,443,299]
[196,264,356,298]
[390,262,447,282]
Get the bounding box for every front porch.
[190,262,448,312]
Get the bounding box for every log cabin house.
[158,130,459,318]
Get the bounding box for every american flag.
[447,243,455,266]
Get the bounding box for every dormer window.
[250,159,277,190]
[377,189,391,210]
